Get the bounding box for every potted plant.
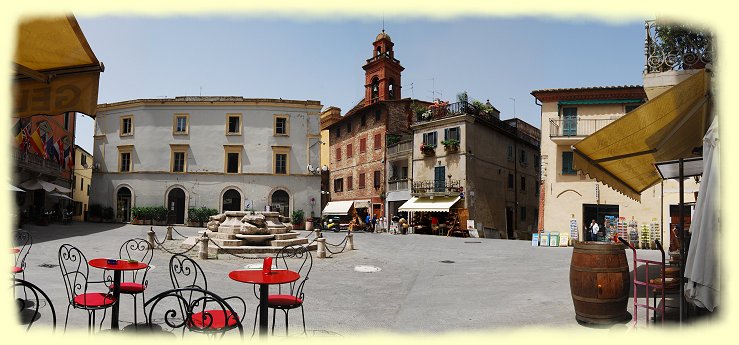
[88,204,102,222]
[102,207,115,222]
[187,208,200,227]
[291,210,305,230]
[442,139,460,152]
[131,207,144,225]
[420,143,436,156]
[142,206,153,225]
[199,207,218,226]
[153,206,168,226]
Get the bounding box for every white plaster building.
[90,96,323,224]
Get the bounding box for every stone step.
[273,232,299,240]
[234,234,275,245]
[209,238,243,247]
[269,238,309,247]
[198,230,237,240]
[207,243,317,257]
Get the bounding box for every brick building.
[324,30,428,221]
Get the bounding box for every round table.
[229,269,299,337]
[89,258,148,330]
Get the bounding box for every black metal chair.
[168,254,246,337]
[252,245,312,336]
[58,244,116,333]
[106,238,153,328]
[12,230,32,300]
[144,287,244,338]
[13,278,56,332]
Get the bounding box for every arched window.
[371,77,379,100]
[376,46,382,57]
[388,78,395,100]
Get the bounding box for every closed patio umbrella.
[49,192,73,200]
[684,116,720,311]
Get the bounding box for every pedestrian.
[371,215,377,233]
[589,219,600,242]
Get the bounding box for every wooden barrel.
[570,241,630,324]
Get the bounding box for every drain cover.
[354,265,381,273]
[38,263,59,268]
[439,260,455,264]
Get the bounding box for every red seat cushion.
[109,282,146,294]
[267,294,302,307]
[73,293,116,307]
[12,266,23,274]
[189,310,239,330]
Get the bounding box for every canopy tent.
[398,196,461,213]
[13,15,103,118]
[321,201,354,216]
[20,179,72,193]
[572,70,711,201]
[684,116,720,312]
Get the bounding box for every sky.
[73,15,646,153]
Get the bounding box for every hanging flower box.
[442,139,460,153]
[420,143,436,156]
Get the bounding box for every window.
[520,207,526,222]
[274,115,289,136]
[360,137,367,153]
[80,177,84,191]
[534,154,540,171]
[336,147,342,161]
[173,114,189,134]
[422,131,437,147]
[226,114,241,135]
[224,145,242,173]
[73,176,76,190]
[520,149,528,166]
[347,143,353,158]
[359,173,366,189]
[374,133,382,150]
[172,152,186,172]
[81,154,87,167]
[272,146,290,175]
[347,176,353,190]
[444,127,460,141]
[119,152,131,172]
[401,166,408,179]
[374,109,381,122]
[520,176,526,191]
[507,173,513,189]
[334,178,344,192]
[507,144,514,161]
[361,114,366,126]
[562,107,577,136]
[562,151,576,175]
[120,116,133,136]
[374,170,381,189]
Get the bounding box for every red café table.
[88,258,148,330]
[229,269,300,337]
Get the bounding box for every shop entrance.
[167,188,186,224]
[582,204,619,234]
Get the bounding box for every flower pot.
[132,219,143,225]
[444,145,459,153]
[144,219,152,225]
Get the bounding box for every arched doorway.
[271,190,290,218]
[167,188,186,224]
[116,187,132,222]
[222,189,241,212]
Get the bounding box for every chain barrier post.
[166,226,173,241]
[316,229,322,238]
[147,227,156,249]
[347,232,355,250]
[316,237,326,258]
[199,232,209,259]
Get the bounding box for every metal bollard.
[166,226,173,240]
[316,238,326,258]
[147,228,156,249]
[347,233,355,250]
[199,233,209,259]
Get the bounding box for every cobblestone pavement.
[9,222,669,338]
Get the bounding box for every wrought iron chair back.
[144,287,244,338]
[275,245,313,300]
[13,278,57,332]
[118,238,153,285]
[58,244,93,304]
[14,230,32,275]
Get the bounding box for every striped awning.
[322,201,354,216]
[398,196,461,213]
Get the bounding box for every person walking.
[589,219,600,242]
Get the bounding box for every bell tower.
[362,30,404,105]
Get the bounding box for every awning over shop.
[20,179,72,193]
[322,201,354,216]
[398,196,461,213]
[13,15,103,118]
[572,69,711,201]
[353,199,372,209]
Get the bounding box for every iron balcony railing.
[645,20,713,74]
[13,147,63,177]
[549,118,616,138]
[412,179,462,195]
[417,101,540,147]
[388,179,409,191]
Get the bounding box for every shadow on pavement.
[21,222,129,244]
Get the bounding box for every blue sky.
[74,15,645,153]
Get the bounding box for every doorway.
[506,207,514,239]
[582,204,619,235]
[222,189,241,212]
[116,187,132,223]
[271,190,290,218]
[434,166,446,192]
[167,188,186,224]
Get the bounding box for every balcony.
[13,148,64,178]
[411,179,462,196]
[387,138,413,156]
[388,179,409,192]
[644,20,713,74]
[549,118,615,140]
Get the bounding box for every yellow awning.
[573,70,711,201]
[12,15,103,118]
[398,196,461,212]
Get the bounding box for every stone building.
[89,96,323,224]
[72,145,93,221]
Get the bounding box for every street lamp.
[307,164,328,175]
